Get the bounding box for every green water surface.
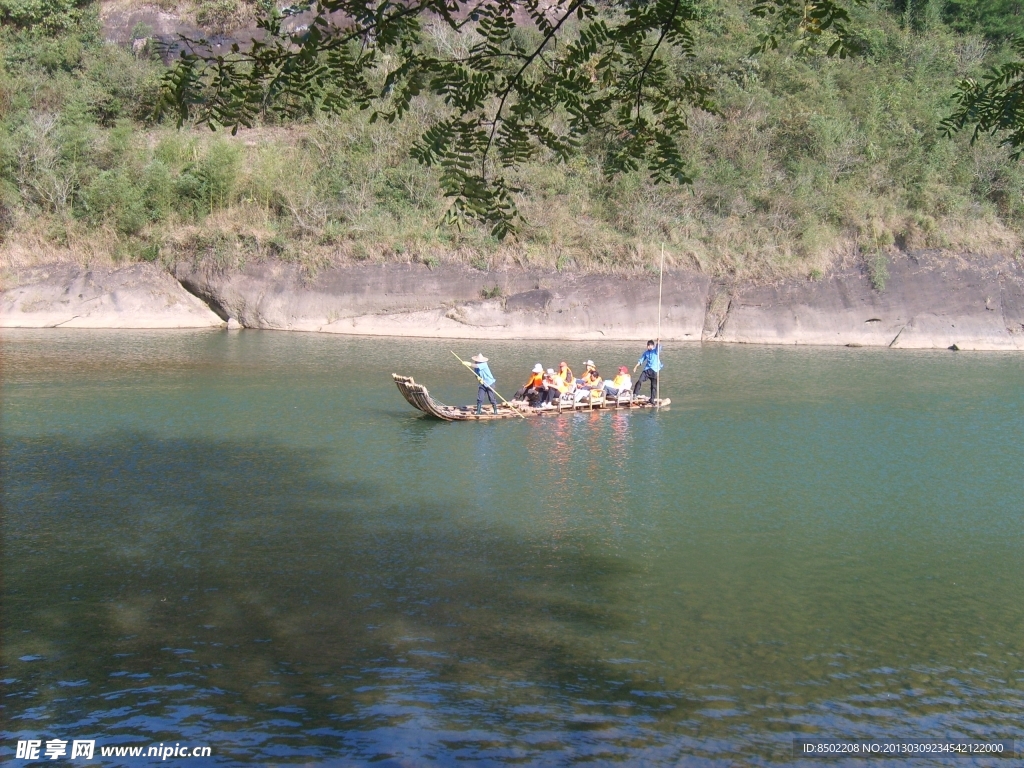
[2,330,1022,765]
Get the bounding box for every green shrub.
[0,0,88,31]
[140,161,175,221]
[173,140,240,217]
[941,0,1024,40]
[867,252,890,291]
[81,169,147,234]
[139,239,160,261]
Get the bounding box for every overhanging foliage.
[943,36,1024,160]
[157,0,863,237]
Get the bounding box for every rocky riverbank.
[0,263,223,329]
[3,252,1023,349]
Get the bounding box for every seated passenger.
[578,360,602,387]
[557,361,575,392]
[541,367,566,406]
[514,364,546,406]
[574,361,603,403]
[603,367,633,398]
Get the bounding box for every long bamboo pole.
[656,244,664,406]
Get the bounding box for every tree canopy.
[158,0,865,236]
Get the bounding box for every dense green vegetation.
[0,0,1021,278]
[942,0,1022,39]
[158,0,869,240]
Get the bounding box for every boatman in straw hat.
[471,353,499,415]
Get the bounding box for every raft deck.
[392,374,669,421]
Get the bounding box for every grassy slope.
[0,0,1021,283]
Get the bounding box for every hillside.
[1,0,1022,282]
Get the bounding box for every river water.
[2,329,1022,766]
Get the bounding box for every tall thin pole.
[656,244,664,406]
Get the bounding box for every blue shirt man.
[471,353,498,415]
[636,341,663,373]
[632,340,662,399]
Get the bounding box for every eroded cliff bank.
[0,263,223,329]
[3,252,1024,350]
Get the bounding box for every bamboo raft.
[393,374,670,421]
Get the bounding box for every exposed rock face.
[0,263,224,329]
[100,3,309,62]
[716,253,1024,350]
[171,253,1024,349]
[172,261,711,341]
[4,253,1023,348]
[100,1,554,63]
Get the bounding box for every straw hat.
[583,360,595,368]
[532,363,543,373]
[471,353,488,363]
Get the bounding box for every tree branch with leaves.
[942,36,1024,160]
[157,0,864,238]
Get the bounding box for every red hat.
[618,366,628,373]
